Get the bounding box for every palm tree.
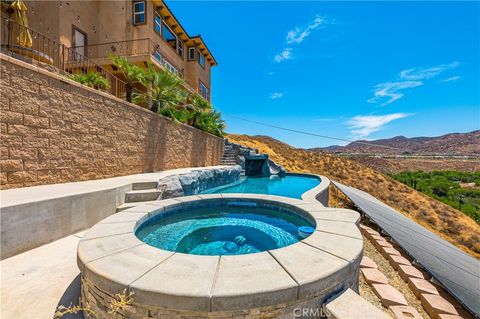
[135,67,186,113]
[191,108,225,137]
[109,54,145,102]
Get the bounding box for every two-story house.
[24,0,217,101]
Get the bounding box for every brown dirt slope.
[228,134,480,258]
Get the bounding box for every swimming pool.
[201,174,321,199]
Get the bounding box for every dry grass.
[228,134,480,258]
[349,156,480,174]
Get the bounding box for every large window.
[154,12,161,34]
[199,81,209,100]
[188,47,195,61]
[198,50,205,68]
[161,22,177,50]
[164,60,178,76]
[132,1,145,25]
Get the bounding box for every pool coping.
[293,173,331,204]
[77,194,362,312]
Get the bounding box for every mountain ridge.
[315,130,480,155]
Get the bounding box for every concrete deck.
[1,231,86,319]
[1,166,236,259]
[1,166,232,207]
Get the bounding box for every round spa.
[77,195,363,319]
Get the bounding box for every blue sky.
[169,1,480,148]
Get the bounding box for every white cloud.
[441,76,461,83]
[274,48,293,63]
[368,61,460,105]
[347,113,413,138]
[286,15,327,44]
[270,92,284,99]
[368,81,423,106]
[273,14,331,63]
[400,61,460,80]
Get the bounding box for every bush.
[70,72,110,90]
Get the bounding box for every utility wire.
[225,114,412,152]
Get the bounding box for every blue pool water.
[136,206,314,255]
[201,175,320,199]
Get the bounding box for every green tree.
[135,67,185,113]
[109,55,145,102]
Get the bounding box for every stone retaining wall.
[0,54,224,189]
[81,273,359,319]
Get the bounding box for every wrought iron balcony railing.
[72,38,185,79]
[1,15,137,99]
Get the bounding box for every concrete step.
[125,189,163,203]
[132,181,158,190]
[116,202,139,212]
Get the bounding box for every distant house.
[24,0,217,101]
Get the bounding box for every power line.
[225,114,411,152]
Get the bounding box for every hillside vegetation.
[228,134,480,258]
[350,156,480,174]
[391,171,480,224]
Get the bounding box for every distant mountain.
[316,130,480,155]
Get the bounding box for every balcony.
[0,16,136,99]
[72,38,185,79]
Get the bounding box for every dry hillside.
[228,134,480,258]
[348,156,480,174]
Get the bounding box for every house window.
[178,39,184,58]
[154,12,161,34]
[132,1,145,25]
[199,81,209,100]
[198,51,205,68]
[161,22,177,50]
[164,60,178,76]
[188,47,195,61]
[72,26,87,59]
[152,50,163,64]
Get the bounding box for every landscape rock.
[158,166,241,198]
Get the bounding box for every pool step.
[125,189,163,203]
[116,202,139,212]
[132,181,159,190]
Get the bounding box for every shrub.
[70,72,110,91]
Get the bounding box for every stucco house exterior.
[24,0,217,101]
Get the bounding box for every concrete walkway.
[1,231,86,319]
[1,166,231,207]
